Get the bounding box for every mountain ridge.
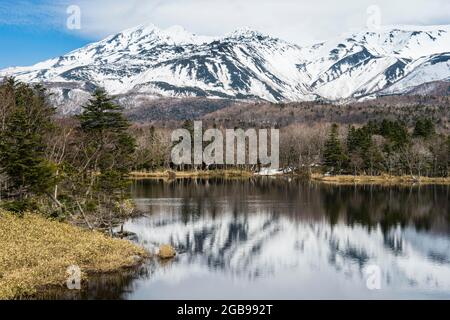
[1,24,449,113]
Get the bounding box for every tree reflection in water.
[49,178,450,299]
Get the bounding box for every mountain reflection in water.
[55,178,450,299]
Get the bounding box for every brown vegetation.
[0,211,147,300]
[311,173,450,185]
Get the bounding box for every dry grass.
[130,171,450,184]
[311,173,450,185]
[0,211,148,300]
[129,169,254,179]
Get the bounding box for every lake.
[52,178,450,300]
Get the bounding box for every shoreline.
[310,173,450,185]
[129,169,254,179]
[129,170,450,185]
[0,211,149,300]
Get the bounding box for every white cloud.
[0,0,62,27]
[3,0,450,44]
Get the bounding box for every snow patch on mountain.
[1,24,450,111]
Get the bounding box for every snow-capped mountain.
[1,23,450,113]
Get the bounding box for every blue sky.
[0,0,90,68]
[0,25,89,68]
[1,0,449,69]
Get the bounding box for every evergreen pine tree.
[79,89,129,133]
[323,124,346,173]
[78,88,135,173]
[0,81,56,210]
[413,118,435,138]
[75,88,136,227]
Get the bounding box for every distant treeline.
[130,118,449,178]
[127,95,450,132]
[320,120,449,177]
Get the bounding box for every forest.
[0,79,135,230]
[132,117,450,179]
[0,79,449,227]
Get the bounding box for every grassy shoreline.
[130,170,450,185]
[129,169,254,179]
[311,173,450,185]
[0,211,148,300]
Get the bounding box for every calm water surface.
[60,178,450,299]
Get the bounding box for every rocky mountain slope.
[1,24,449,113]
